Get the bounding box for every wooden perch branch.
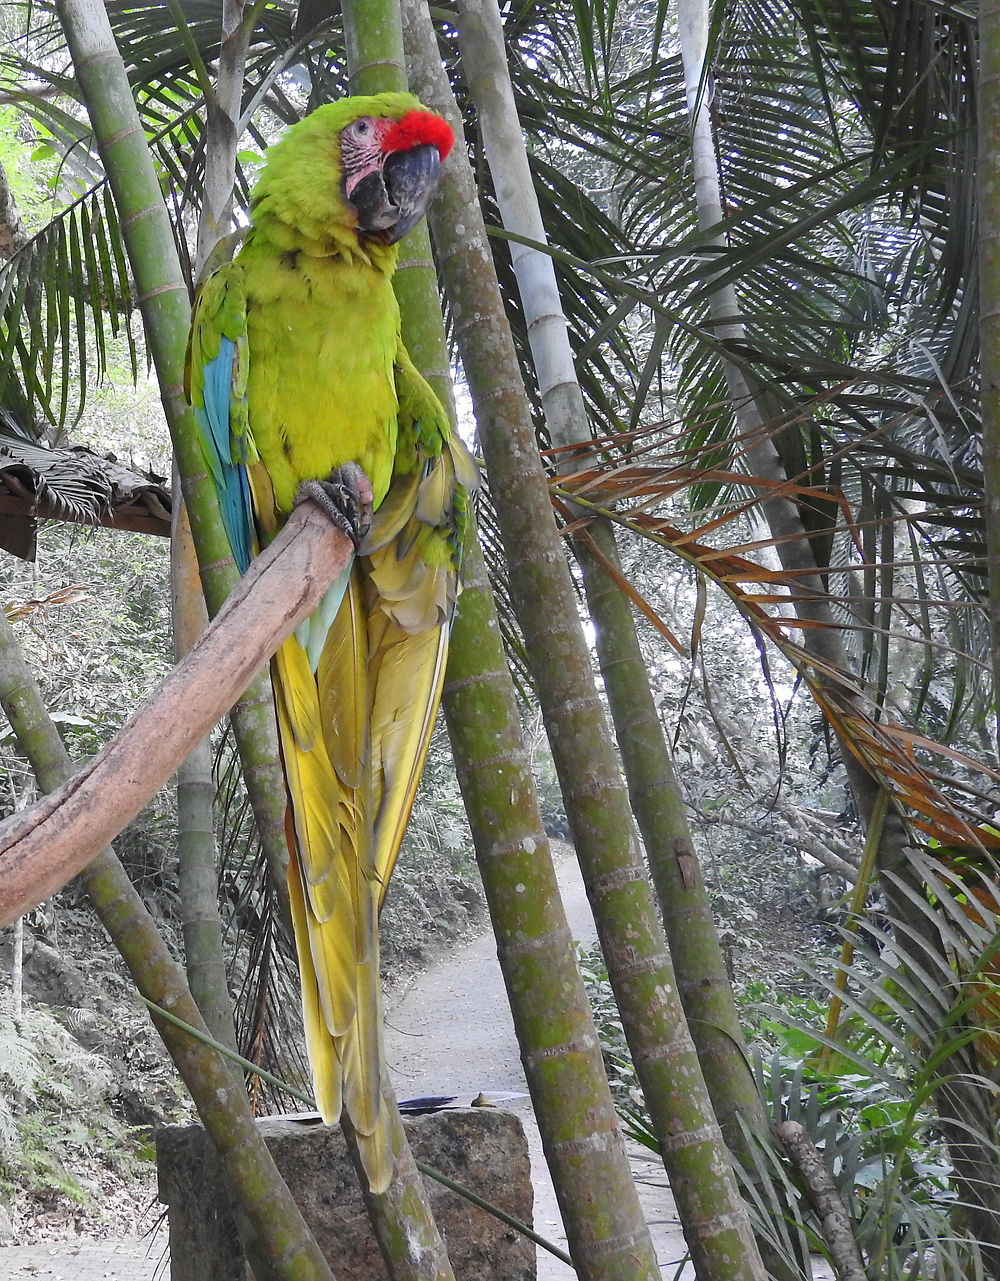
[0,502,351,926]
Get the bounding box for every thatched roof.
[0,431,171,560]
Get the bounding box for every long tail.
[272,567,448,1193]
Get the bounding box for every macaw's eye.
[352,119,372,137]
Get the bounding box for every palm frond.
[0,180,136,432]
[547,410,993,854]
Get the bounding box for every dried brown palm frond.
[549,418,991,847]
[0,427,171,559]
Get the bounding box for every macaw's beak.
[383,143,442,244]
[352,143,443,245]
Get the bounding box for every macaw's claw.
[296,463,374,547]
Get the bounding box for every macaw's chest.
[243,250,401,514]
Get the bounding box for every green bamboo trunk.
[399,205,663,1279]
[55,0,293,942]
[170,0,268,1062]
[49,0,339,1273]
[403,4,765,1277]
[172,501,239,1056]
[0,611,337,1281]
[577,524,762,1129]
[452,0,765,1157]
[442,534,661,1281]
[342,1088,456,1281]
[344,1,667,1274]
[334,3,458,1274]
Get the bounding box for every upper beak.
[382,143,442,244]
[351,143,443,245]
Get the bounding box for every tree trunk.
[353,4,668,1275]
[453,0,765,1158]
[170,0,278,1063]
[444,533,662,1281]
[342,1087,458,1281]
[56,0,294,955]
[403,5,765,1277]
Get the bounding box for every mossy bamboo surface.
[453,0,765,1157]
[170,0,268,1060]
[370,6,676,1276]
[55,0,293,938]
[442,534,660,1280]
[0,610,337,1281]
[343,2,665,1273]
[53,0,226,588]
[578,524,761,1126]
[193,0,295,934]
[342,1087,455,1281]
[403,5,765,1277]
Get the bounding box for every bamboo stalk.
[453,0,766,1158]
[333,3,458,1273]
[171,0,273,1057]
[403,6,765,1278]
[56,0,294,948]
[342,1086,455,1281]
[442,535,661,1280]
[344,3,666,1275]
[391,11,672,1278]
[173,496,240,1056]
[776,1122,866,1281]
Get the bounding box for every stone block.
[157,1109,534,1280]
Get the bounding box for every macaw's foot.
[296,463,374,548]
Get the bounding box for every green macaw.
[186,93,478,1193]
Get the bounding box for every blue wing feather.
[196,336,254,573]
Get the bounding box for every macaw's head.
[251,93,454,251]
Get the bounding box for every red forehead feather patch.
[382,110,455,161]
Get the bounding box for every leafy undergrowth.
[0,916,191,1245]
[578,931,987,1280]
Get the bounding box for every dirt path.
[0,1235,165,1279]
[1,844,691,1279]
[384,841,691,1279]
